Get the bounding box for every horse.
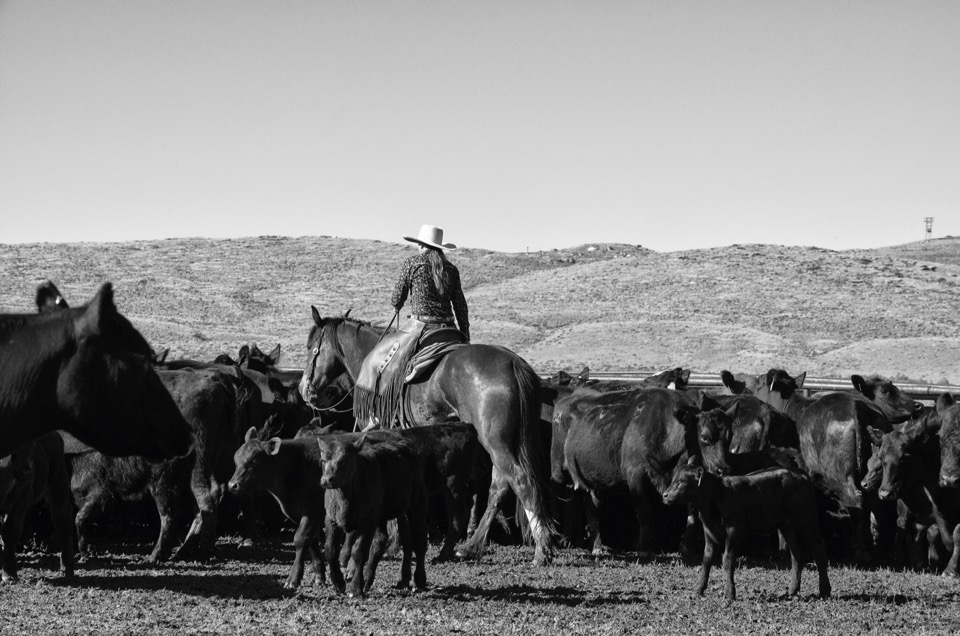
[0,282,194,460]
[298,307,557,565]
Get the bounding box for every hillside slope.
[1,236,958,383]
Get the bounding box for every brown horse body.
[298,308,556,564]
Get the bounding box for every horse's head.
[299,307,348,406]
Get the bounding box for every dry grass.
[6,540,960,635]
[2,235,959,383]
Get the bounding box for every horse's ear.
[76,282,116,338]
[154,347,169,364]
[794,372,807,390]
[311,306,322,326]
[343,307,352,319]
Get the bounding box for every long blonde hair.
[423,247,450,296]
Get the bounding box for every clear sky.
[1,1,957,253]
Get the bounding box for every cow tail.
[512,358,558,548]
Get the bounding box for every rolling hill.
[2,235,959,383]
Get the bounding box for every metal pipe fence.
[548,370,960,400]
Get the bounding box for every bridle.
[303,312,399,415]
[304,320,350,414]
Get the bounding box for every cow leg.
[456,468,511,561]
[803,527,832,598]
[580,492,605,556]
[394,516,413,589]
[0,513,25,582]
[309,534,327,586]
[943,523,960,578]
[44,492,76,578]
[433,481,463,564]
[697,533,718,596]
[908,520,929,571]
[722,528,743,602]
[626,481,655,558]
[779,526,804,597]
[73,492,101,561]
[410,488,429,590]
[363,524,390,594]
[679,508,703,562]
[347,531,374,598]
[324,520,346,595]
[285,515,320,588]
[174,476,221,562]
[146,487,183,563]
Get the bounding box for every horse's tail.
[511,357,558,550]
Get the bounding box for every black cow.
[663,457,831,601]
[936,394,960,490]
[0,283,194,459]
[69,366,257,562]
[555,387,702,555]
[320,434,428,597]
[865,396,960,575]
[295,422,480,562]
[751,369,919,561]
[0,433,75,581]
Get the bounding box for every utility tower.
[924,217,934,240]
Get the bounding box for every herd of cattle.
[1,282,959,602]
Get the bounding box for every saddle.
[354,320,467,430]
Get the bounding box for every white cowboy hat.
[403,224,457,250]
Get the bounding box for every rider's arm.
[391,257,412,311]
[449,267,470,341]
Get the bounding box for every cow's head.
[663,456,709,506]
[694,392,735,476]
[936,394,960,489]
[869,423,928,501]
[227,426,282,495]
[851,375,924,423]
[319,435,365,489]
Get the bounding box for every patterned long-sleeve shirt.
[391,253,470,339]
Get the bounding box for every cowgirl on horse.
[355,225,470,430]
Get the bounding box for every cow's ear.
[697,391,718,412]
[76,282,117,338]
[866,426,885,447]
[576,367,590,385]
[694,467,704,484]
[851,375,869,396]
[687,454,702,467]
[311,306,322,326]
[238,344,250,359]
[720,370,745,394]
[936,393,955,412]
[679,369,691,385]
[266,438,282,455]
[724,400,740,421]
[244,427,258,443]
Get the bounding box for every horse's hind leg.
[508,465,558,565]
